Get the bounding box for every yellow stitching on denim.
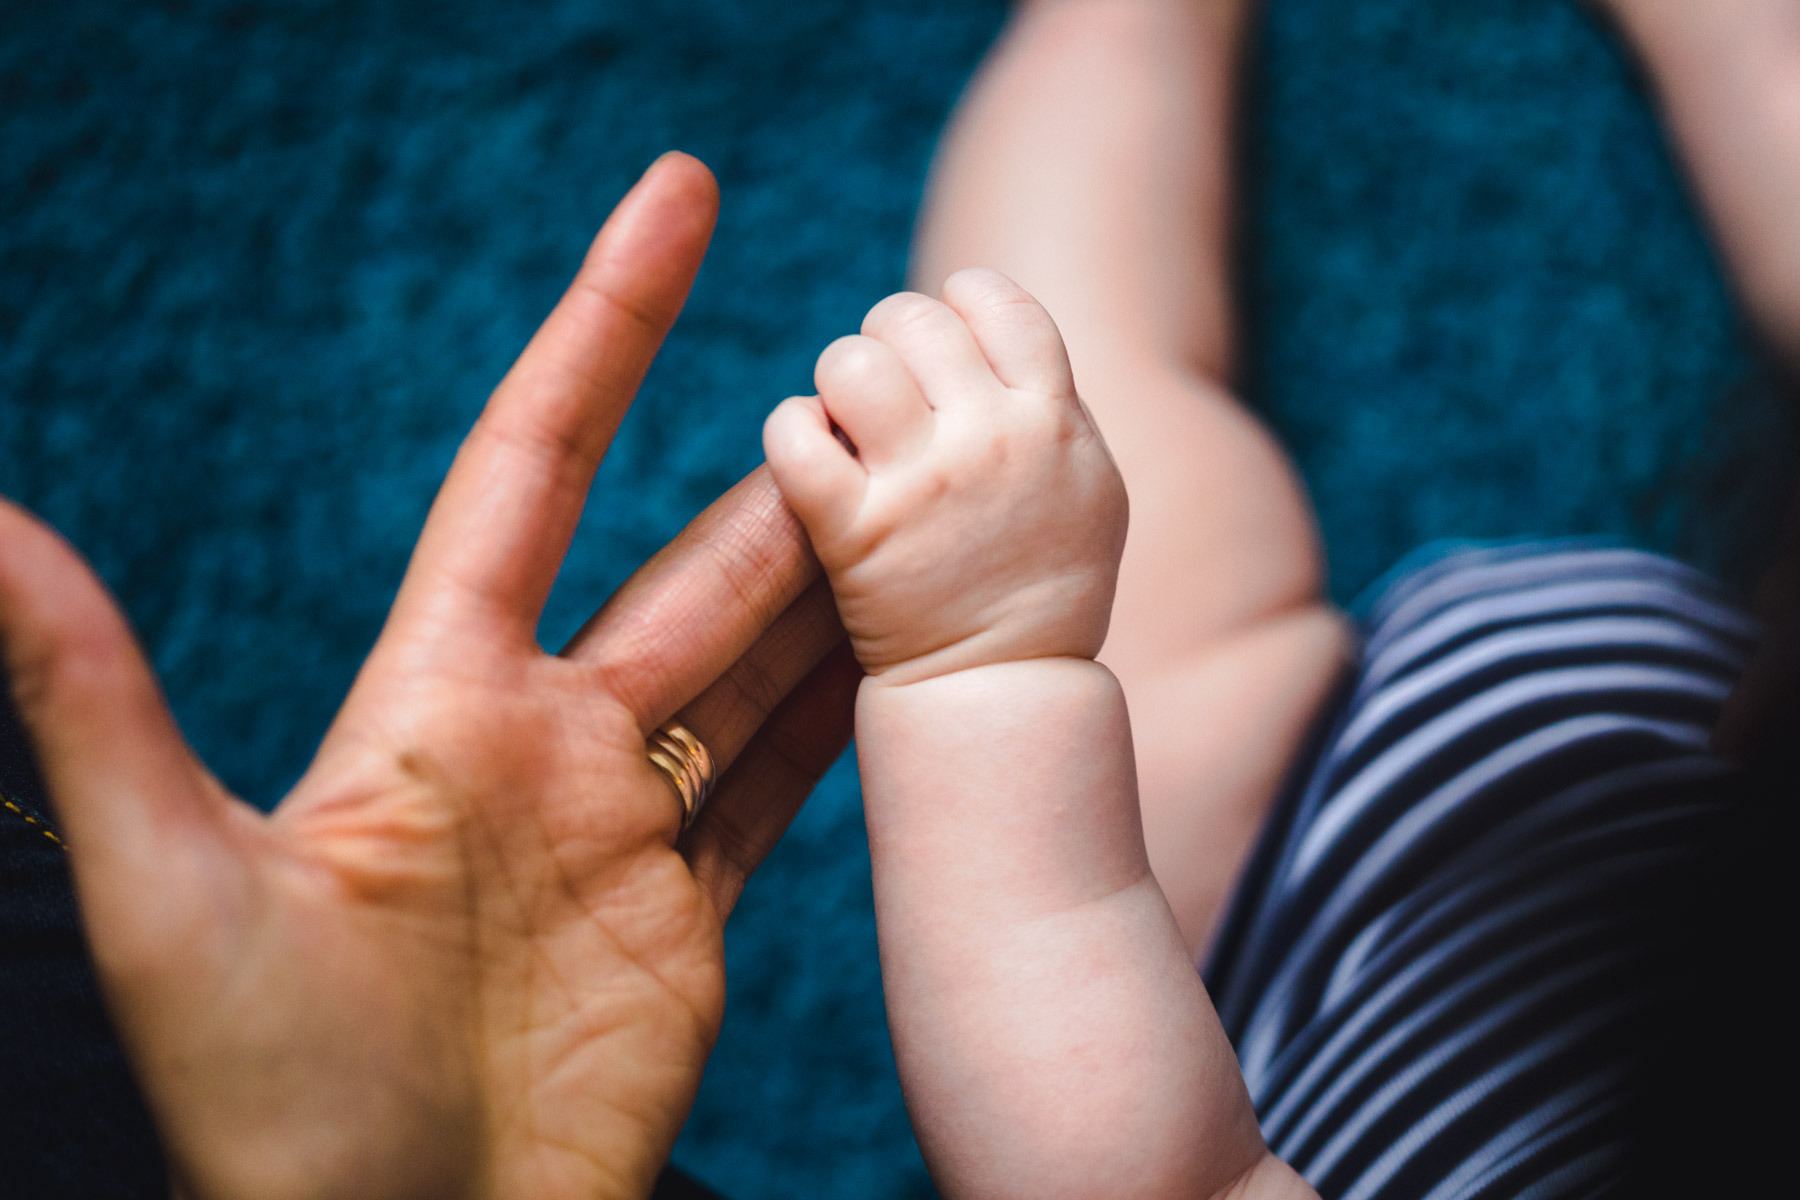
[2,795,64,849]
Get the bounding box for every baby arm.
[765,268,1313,1200]
[858,663,1270,1198]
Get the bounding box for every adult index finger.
[388,153,721,649]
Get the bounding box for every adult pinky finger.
[682,639,860,922]
[762,395,865,539]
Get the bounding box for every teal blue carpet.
[1,2,1791,1196]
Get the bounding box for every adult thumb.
[0,501,237,979]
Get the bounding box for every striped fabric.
[1205,543,1756,1200]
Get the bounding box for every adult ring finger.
[647,720,715,830]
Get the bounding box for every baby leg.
[1599,0,1800,372]
[913,0,1349,954]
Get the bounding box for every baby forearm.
[856,658,1267,1198]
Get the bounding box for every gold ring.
[646,720,714,830]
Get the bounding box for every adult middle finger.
[561,465,828,726]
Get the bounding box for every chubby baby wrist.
[855,646,1109,693]
[854,654,1129,745]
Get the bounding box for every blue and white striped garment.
[1204,543,1756,1200]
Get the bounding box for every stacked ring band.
[646,721,715,830]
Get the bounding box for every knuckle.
[721,646,788,719]
[944,265,1013,302]
[468,406,594,493]
[760,718,837,783]
[570,270,668,339]
[1006,397,1072,448]
[919,460,958,502]
[977,285,1042,325]
[4,603,129,732]
[947,268,1039,319]
[815,335,884,391]
[2,633,60,729]
[703,805,760,878]
[863,291,942,339]
[699,533,790,633]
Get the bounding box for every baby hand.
[764,269,1127,684]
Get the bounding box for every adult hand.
[0,152,856,1200]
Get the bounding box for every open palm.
[0,154,854,1200]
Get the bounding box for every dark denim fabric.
[0,677,723,1200]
